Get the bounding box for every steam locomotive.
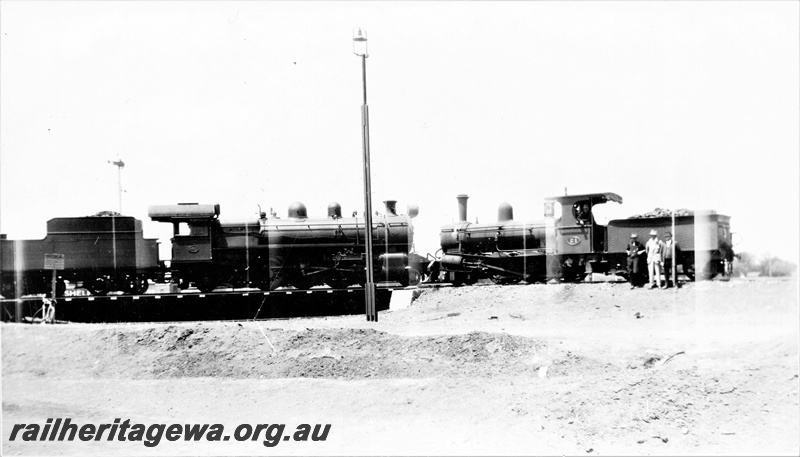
[148,200,420,293]
[434,192,734,285]
[0,200,421,298]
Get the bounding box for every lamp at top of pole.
[353,27,368,57]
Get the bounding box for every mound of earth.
[3,278,798,455]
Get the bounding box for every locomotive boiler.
[435,192,733,284]
[438,195,549,285]
[0,214,161,298]
[148,200,420,292]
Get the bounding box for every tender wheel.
[700,261,718,280]
[1,279,17,299]
[683,262,695,281]
[57,279,66,297]
[683,261,716,281]
[176,277,191,290]
[90,277,109,296]
[128,275,149,295]
[196,276,217,293]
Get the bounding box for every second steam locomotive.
[434,192,734,285]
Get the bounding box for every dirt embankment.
[3,278,798,455]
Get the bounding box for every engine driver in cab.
[576,203,593,225]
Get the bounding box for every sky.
[1,1,798,262]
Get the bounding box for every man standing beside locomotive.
[626,233,645,289]
[646,229,666,289]
[663,231,680,288]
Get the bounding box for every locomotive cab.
[544,192,623,256]
[148,204,220,263]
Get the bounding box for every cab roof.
[544,192,623,205]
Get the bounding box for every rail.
[1,286,405,323]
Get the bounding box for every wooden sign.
[44,253,65,270]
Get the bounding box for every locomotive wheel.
[256,271,287,291]
[491,275,520,285]
[292,276,315,290]
[256,274,285,291]
[90,278,109,296]
[266,258,288,290]
[546,257,563,281]
[400,267,422,287]
[463,273,478,285]
[48,279,67,298]
[449,271,465,286]
[326,275,352,290]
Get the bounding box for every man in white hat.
[645,229,666,289]
[626,233,645,289]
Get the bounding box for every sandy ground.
[2,277,798,456]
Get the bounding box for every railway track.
[1,286,406,323]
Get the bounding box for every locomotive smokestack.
[327,202,342,219]
[383,200,397,216]
[498,202,514,222]
[456,194,469,222]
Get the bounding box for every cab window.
[176,222,208,236]
[574,201,592,222]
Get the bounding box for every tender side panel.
[606,216,703,253]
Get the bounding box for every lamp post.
[353,27,377,321]
[108,159,125,213]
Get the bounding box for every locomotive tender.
[148,200,420,293]
[0,214,160,298]
[436,192,734,285]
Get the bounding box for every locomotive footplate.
[0,287,396,323]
